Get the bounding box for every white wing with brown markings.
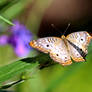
[30,37,72,66]
[66,31,92,62]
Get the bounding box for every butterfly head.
[61,35,66,39]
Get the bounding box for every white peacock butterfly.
[29,31,92,66]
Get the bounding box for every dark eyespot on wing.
[81,38,83,41]
[46,45,49,47]
[65,57,67,59]
[56,54,59,56]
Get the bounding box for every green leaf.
[0,79,23,89]
[0,53,52,84]
[0,15,14,25]
[45,63,83,92]
[0,60,38,84]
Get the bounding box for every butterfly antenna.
[63,23,71,35]
[51,23,71,35]
[51,24,62,35]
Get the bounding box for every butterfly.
[29,31,92,66]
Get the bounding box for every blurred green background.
[0,0,92,92]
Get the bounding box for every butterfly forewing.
[66,31,92,62]
[30,37,53,53]
[30,37,72,66]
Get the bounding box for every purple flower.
[0,35,8,45]
[0,20,33,57]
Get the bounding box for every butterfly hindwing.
[66,39,86,62]
[30,37,72,66]
[66,31,92,62]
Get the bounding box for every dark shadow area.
[21,53,56,69]
[0,90,13,92]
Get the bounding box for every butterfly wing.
[30,37,72,66]
[66,31,92,62]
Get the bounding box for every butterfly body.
[30,31,92,66]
